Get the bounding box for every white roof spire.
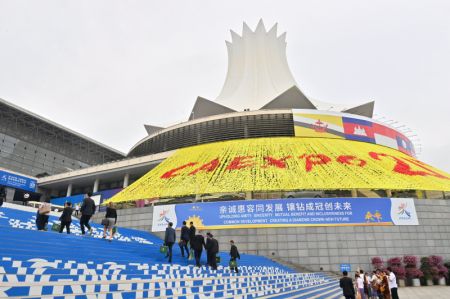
[216,20,298,111]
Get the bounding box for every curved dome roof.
[108,137,450,203]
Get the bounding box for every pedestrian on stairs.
[340,270,355,299]
[189,221,196,248]
[229,240,240,273]
[102,202,117,242]
[164,222,176,263]
[59,202,73,234]
[179,221,190,257]
[75,204,80,216]
[80,192,96,235]
[205,232,219,270]
[191,230,205,267]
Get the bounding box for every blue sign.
[152,197,419,232]
[340,263,351,273]
[0,170,37,192]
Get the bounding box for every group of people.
[35,192,117,240]
[164,221,240,272]
[340,267,399,299]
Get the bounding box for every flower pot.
[398,279,406,287]
[412,278,421,287]
[439,277,446,286]
[426,279,433,286]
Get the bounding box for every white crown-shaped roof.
[216,20,298,111]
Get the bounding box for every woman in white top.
[356,273,366,299]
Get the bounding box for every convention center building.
[1,21,449,272]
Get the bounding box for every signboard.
[151,197,419,232]
[340,264,351,273]
[0,170,37,192]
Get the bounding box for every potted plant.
[420,257,433,286]
[371,256,384,270]
[429,255,448,285]
[444,262,450,285]
[387,257,406,287]
[404,255,422,286]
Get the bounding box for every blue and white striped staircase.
[0,204,342,298]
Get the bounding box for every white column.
[66,184,73,197]
[123,173,130,188]
[93,179,99,193]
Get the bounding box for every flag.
[396,133,414,156]
[373,123,398,149]
[293,113,344,139]
[342,117,375,143]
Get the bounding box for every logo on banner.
[397,202,412,219]
[158,209,172,223]
[390,198,418,225]
[152,205,177,231]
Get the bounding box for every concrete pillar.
[123,173,130,188]
[66,184,73,197]
[386,189,392,197]
[351,189,357,198]
[93,179,99,193]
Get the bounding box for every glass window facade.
[0,132,90,177]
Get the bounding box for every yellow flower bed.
[107,137,450,203]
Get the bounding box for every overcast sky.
[0,1,449,172]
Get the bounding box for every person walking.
[189,221,196,248]
[164,222,176,263]
[205,232,219,270]
[80,192,95,235]
[340,271,355,299]
[229,240,240,273]
[356,272,366,299]
[36,202,51,231]
[75,204,80,216]
[386,267,399,299]
[102,202,117,241]
[191,230,205,267]
[380,271,391,299]
[179,221,190,257]
[59,202,73,234]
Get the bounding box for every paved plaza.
[397,286,450,299]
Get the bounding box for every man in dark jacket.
[59,202,73,234]
[190,230,205,267]
[188,221,196,248]
[179,221,190,257]
[205,232,219,270]
[339,271,355,299]
[80,192,96,235]
[229,240,240,273]
[164,222,176,263]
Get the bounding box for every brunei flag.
[293,113,345,139]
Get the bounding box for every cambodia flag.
[342,117,375,143]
